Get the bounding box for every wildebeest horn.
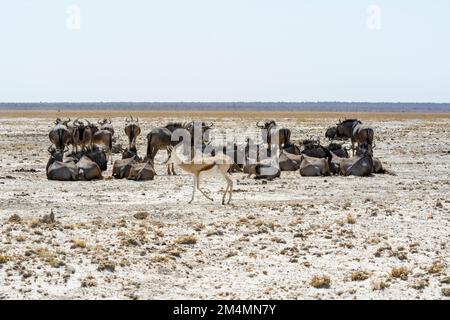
[107,119,111,124]
[125,117,130,123]
[85,119,91,126]
[47,146,55,153]
[256,121,264,128]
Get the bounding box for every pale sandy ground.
[0,111,449,300]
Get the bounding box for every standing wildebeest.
[339,143,373,177]
[124,116,141,150]
[256,120,291,148]
[98,119,115,136]
[335,119,375,156]
[147,121,213,175]
[46,147,78,181]
[72,119,93,153]
[89,122,113,164]
[49,119,72,152]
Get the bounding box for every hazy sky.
[1,0,449,102]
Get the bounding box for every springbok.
[169,145,234,205]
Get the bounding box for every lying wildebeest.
[46,147,78,181]
[335,119,375,156]
[77,156,102,181]
[122,145,140,160]
[244,158,281,180]
[298,154,331,176]
[72,119,93,153]
[124,116,141,150]
[127,161,155,181]
[256,120,291,148]
[326,142,350,158]
[98,118,115,136]
[299,140,333,167]
[355,143,396,175]
[339,143,373,177]
[279,150,301,171]
[113,157,136,179]
[65,146,108,171]
[49,119,72,152]
[282,143,301,155]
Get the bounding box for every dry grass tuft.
[175,235,197,245]
[442,288,450,297]
[0,255,9,264]
[428,262,445,274]
[8,214,21,223]
[71,239,87,249]
[310,275,331,289]
[350,270,370,281]
[16,235,26,242]
[390,266,409,280]
[346,214,356,224]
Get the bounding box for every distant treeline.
[0,102,449,113]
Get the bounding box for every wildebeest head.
[355,141,373,157]
[325,127,338,140]
[256,120,276,130]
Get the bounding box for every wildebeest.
[122,145,140,160]
[335,119,375,156]
[72,119,93,153]
[355,143,396,175]
[76,156,102,181]
[279,151,301,171]
[298,154,331,176]
[127,161,155,181]
[339,143,373,177]
[90,128,113,164]
[113,157,137,179]
[124,116,141,150]
[256,120,291,148]
[46,147,78,181]
[49,119,72,152]
[98,119,115,136]
[65,146,108,172]
[326,142,350,158]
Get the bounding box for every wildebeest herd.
[46,117,395,204]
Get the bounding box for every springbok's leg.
[196,173,213,201]
[171,163,176,175]
[189,175,196,204]
[219,168,233,204]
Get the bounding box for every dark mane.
[341,119,361,124]
[165,122,186,129]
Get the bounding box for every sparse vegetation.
[390,267,409,280]
[442,288,450,297]
[371,279,389,291]
[0,255,9,264]
[346,214,356,224]
[71,239,87,249]
[350,270,370,281]
[175,235,197,245]
[311,275,331,289]
[428,262,445,274]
